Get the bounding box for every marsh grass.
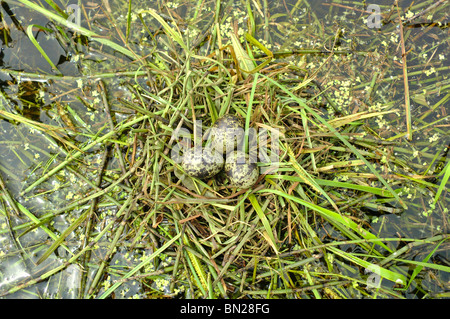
[0,0,448,299]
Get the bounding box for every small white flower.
[425,67,435,76]
[390,34,398,43]
[428,133,439,143]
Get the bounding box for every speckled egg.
[181,146,224,179]
[224,151,259,188]
[209,114,245,154]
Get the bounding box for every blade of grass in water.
[142,9,187,51]
[433,161,450,207]
[229,30,273,80]
[36,208,91,265]
[20,115,148,195]
[266,175,396,198]
[14,202,72,255]
[26,24,60,73]
[17,0,138,60]
[327,246,406,285]
[1,195,135,297]
[0,110,79,152]
[404,237,448,290]
[98,231,182,299]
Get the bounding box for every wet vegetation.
[0,0,448,298]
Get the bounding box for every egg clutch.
[180,114,259,189]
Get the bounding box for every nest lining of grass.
[0,0,448,299]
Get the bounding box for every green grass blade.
[260,74,407,209]
[327,246,406,285]
[142,9,187,51]
[36,209,91,265]
[125,0,132,43]
[433,160,450,206]
[249,194,279,254]
[20,115,147,195]
[243,32,273,73]
[230,32,254,78]
[98,231,181,299]
[283,142,340,213]
[42,0,66,17]
[243,74,258,152]
[14,202,72,254]
[267,175,396,197]
[18,0,137,60]
[258,189,393,253]
[26,24,60,73]
[394,258,450,273]
[405,238,448,289]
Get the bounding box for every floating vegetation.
[0,0,448,299]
